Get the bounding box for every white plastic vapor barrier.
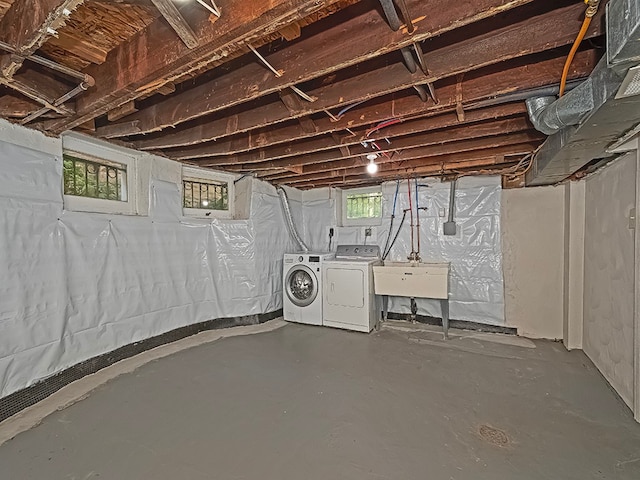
[301,177,505,325]
[0,137,296,399]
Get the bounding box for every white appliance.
[322,245,382,333]
[283,252,335,325]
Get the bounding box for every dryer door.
[285,265,318,307]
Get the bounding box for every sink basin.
[373,261,449,299]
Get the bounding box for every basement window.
[63,154,128,202]
[62,133,139,215]
[341,186,383,226]
[182,166,234,219]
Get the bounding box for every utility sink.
[373,261,450,299]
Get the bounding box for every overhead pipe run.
[0,39,95,124]
[277,187,310,252]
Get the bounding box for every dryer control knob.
[299,255,304,262]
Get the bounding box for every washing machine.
[283,252,335,325]
[322,245,382,333]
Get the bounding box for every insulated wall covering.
[301,177,505,325]
[0,126,296,398]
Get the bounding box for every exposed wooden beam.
[198,116,534,169]
[0,94,50,118]
[1,69,75,115]
[257,132,541,182]
[136,51,598,152]
[173,103,528,162]
[156,82,176,96]
[151,50,596,168]
[44,0,349,133]
[150,0,198,49]
[270,141,539,185]
[104,1,601,139]
[291,158,521,189]
[106,61,429,137]
[278,88,318,134]
[0,0,84,78]
[104,0,538,136]
[107,100,138,122]
[47,30,109,65]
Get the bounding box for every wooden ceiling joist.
[0,0,84,78]
[123,3,604,152]
[0,93,56,118]
[257,132,542,180]
[289,157,521,189]
[102,0,540,137]
[177,105,529,164]
[44,0,350,133]
[139,48,598,156]
[270,141,538,185]
[150,50,598,171]
[196,116,535,168]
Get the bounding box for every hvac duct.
[525,0,640,186]
[277,187,309,252]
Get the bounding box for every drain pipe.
[378,0,418,74]
[277,187,309,252]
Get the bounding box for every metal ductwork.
[277,187,310,252]
[526,0,640,186]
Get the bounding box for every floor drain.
[478,424,509,446]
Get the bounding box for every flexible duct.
[277,187,309,252]
[525,76,595,136]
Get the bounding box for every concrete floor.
[2,321,640,479]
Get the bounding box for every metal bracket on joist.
[248,44,316,102]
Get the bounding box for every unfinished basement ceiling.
[0,0,608,188]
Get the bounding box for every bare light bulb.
[366,160,378,174]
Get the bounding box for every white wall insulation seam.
[301,177,505,325]
[0,132,299,399]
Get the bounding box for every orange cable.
[559,9,593,97]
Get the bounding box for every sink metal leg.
[410,297,417,323]
[441,299,449,339]
[382,295,389,321]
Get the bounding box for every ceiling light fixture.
[366,153,379,174]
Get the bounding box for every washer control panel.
[335,244,381,259]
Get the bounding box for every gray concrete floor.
[2,321,640,479]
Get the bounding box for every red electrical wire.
[366,118,402,138]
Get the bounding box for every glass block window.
[63,153,127,202]
[346,191,382,219]
[183,179,229,211]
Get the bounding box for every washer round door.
[285,265,318,307]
